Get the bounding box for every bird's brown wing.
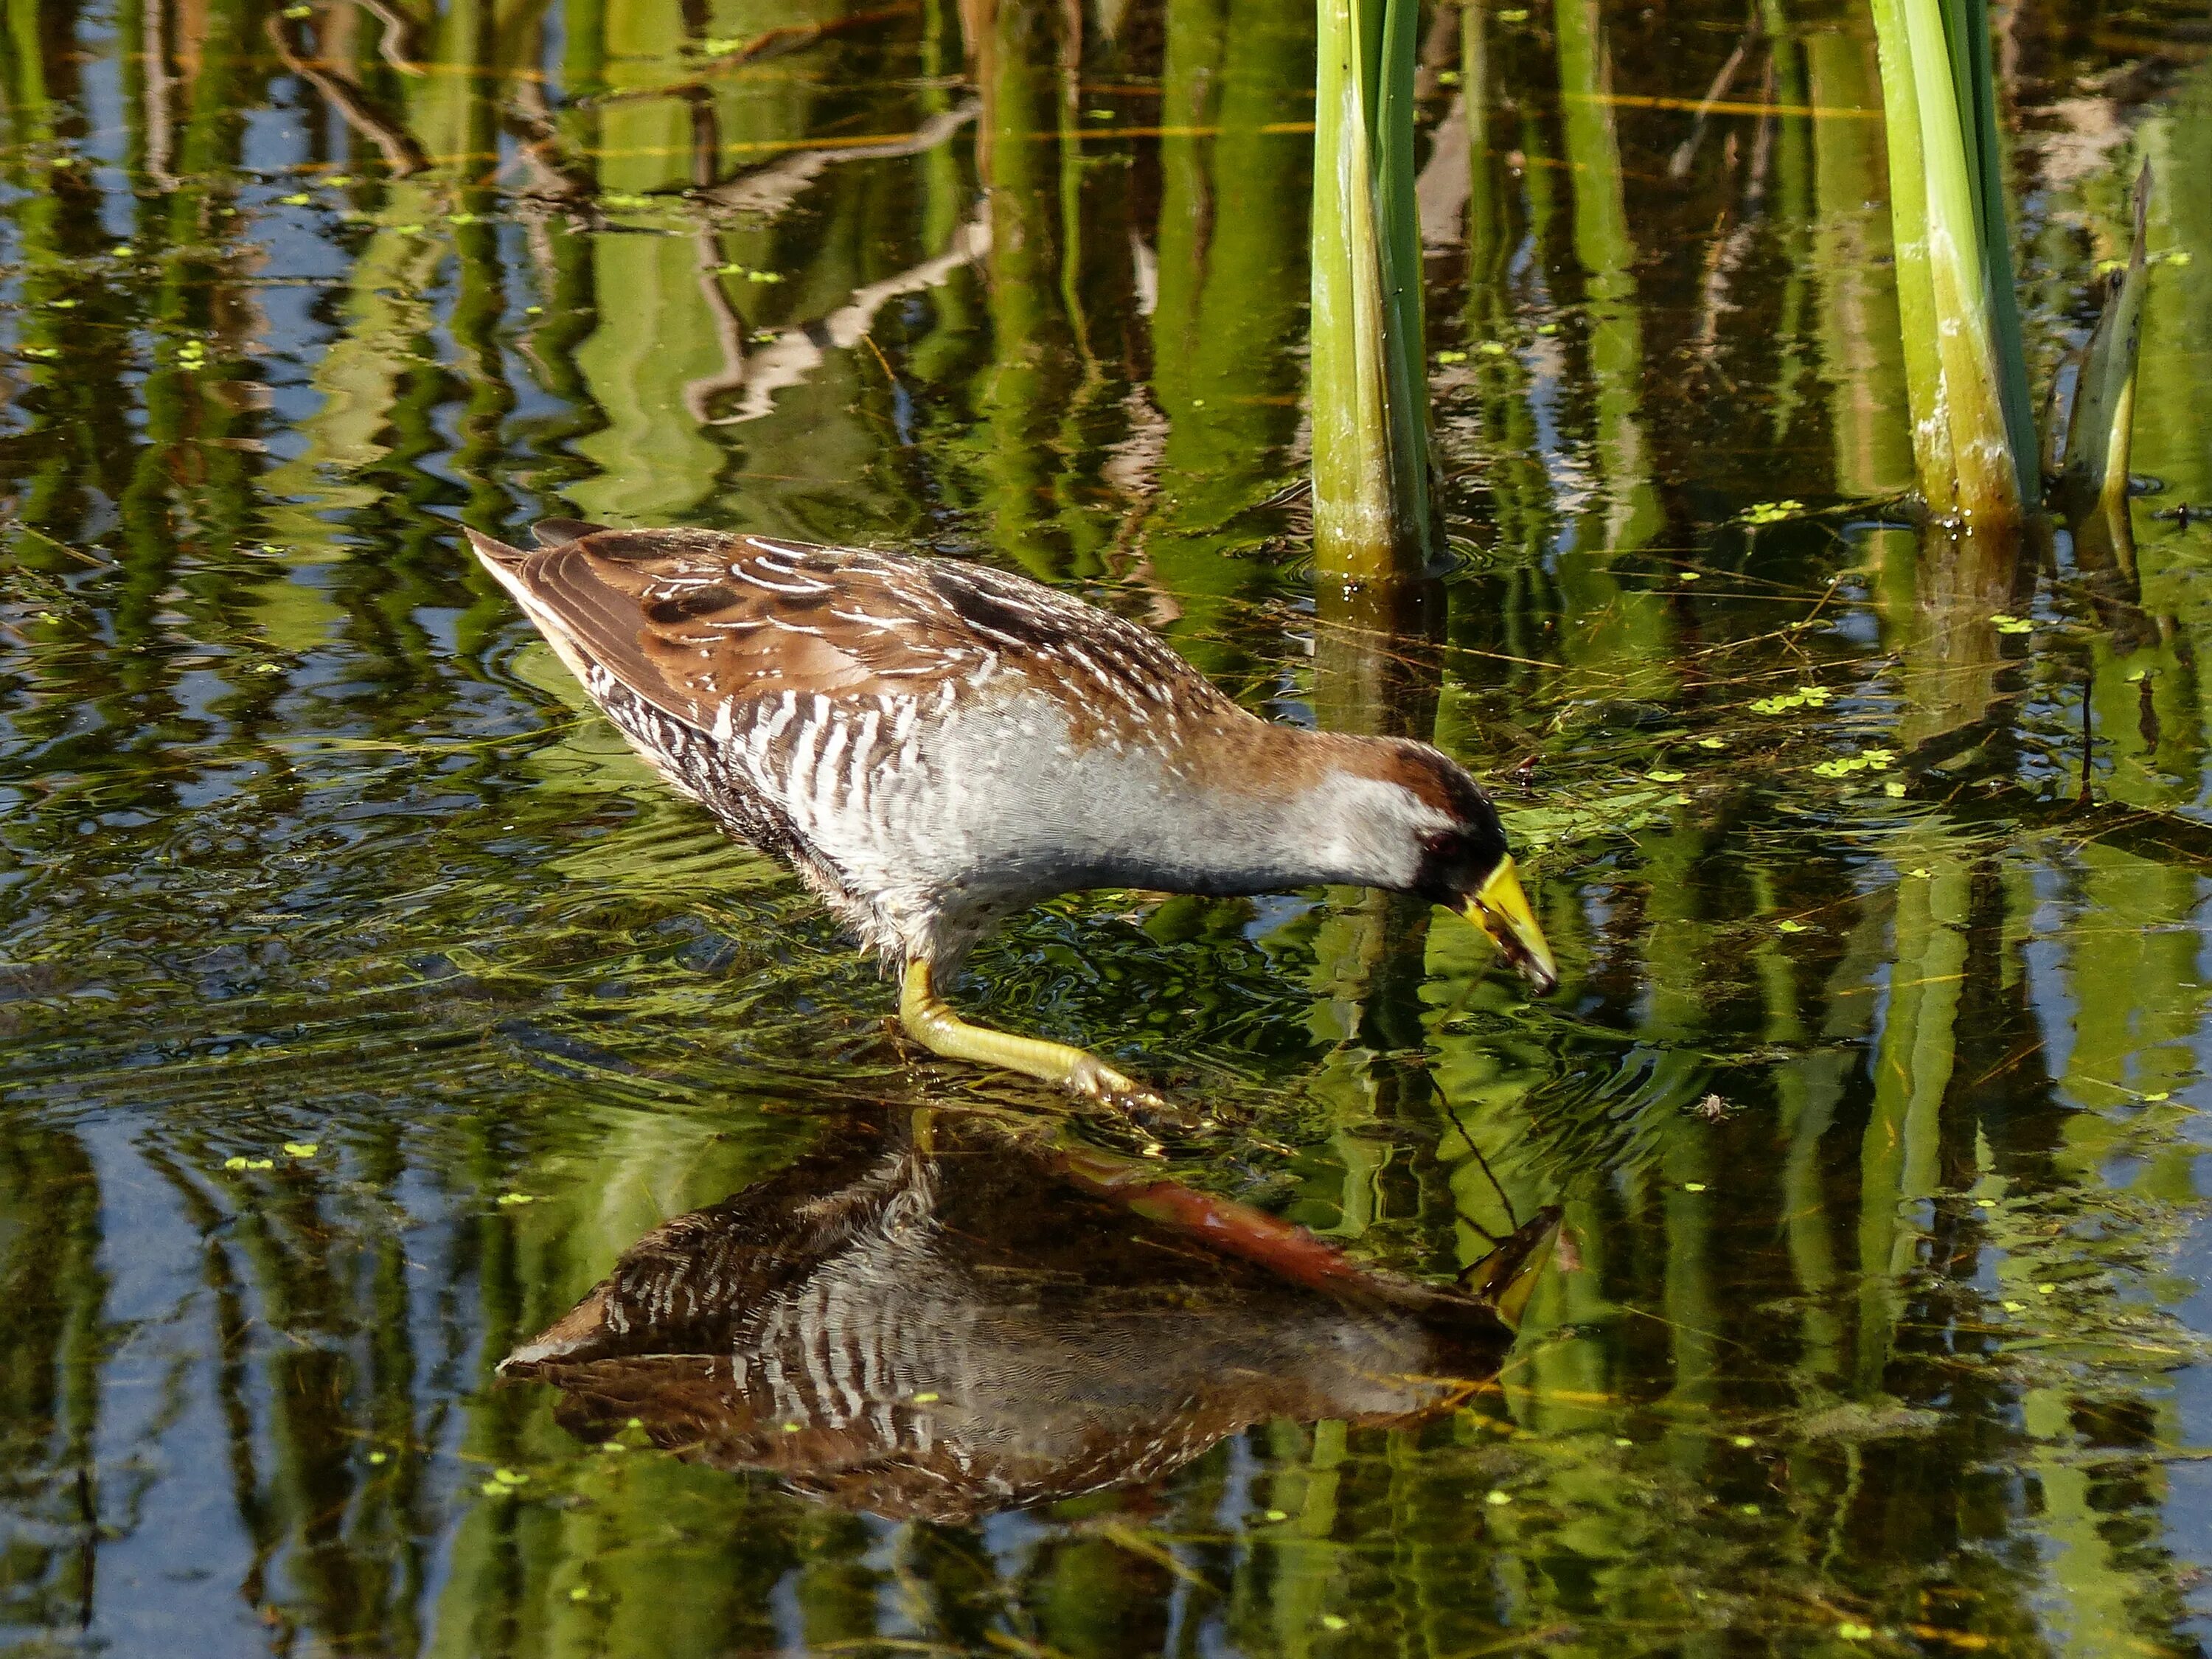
[472,524,1225,735]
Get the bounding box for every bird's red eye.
[1421,831,1458,859]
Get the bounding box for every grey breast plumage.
[469,521,1245,960]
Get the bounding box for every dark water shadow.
[500,1110,1556,1523]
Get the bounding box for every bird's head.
[1330,740,1558,996]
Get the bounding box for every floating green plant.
[1750,686,1833,714]
[1810,749,1896,778]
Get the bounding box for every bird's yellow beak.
[1458,1205,1563,1329]
[1453,856,1558,995]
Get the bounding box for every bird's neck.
[1155,724,1423,897]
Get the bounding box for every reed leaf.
[2059,162,2152,521]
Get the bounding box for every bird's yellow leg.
[899,959,1166,1114]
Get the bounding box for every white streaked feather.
[784,695,829,809]
[813,719,852,818]
[728,565,831,596]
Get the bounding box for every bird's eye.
[1420,830,1459,859]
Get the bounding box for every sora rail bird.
[469,519,1556,1114]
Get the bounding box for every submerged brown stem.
[1669,16,1764,179]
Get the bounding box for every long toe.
[1067,1055,1210,1138]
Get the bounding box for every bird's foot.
[1065,1054,1209,1138]
[897,960,1214,1139]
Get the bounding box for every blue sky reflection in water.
[2,1,2212,1655]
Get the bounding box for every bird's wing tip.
[462,524,529,566]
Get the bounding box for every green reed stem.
[1311,0,1436,580]
[1869,0,2035,526]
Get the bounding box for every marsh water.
[4,1,2212,1654]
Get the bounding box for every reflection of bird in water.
[501,1115,1555,1524]
[469,521,1555,1116]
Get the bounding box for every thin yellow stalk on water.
[1311,0,1435,581]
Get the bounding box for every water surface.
[3,1,2212,1655]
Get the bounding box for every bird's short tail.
[465,521,614,597]
[462,523,615,698]
[465,525,531,588]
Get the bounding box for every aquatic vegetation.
[1869,1,2157,544]
[1868,0,2037,526]
[1808,748,1894,778]
[2056,164,2154,523]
